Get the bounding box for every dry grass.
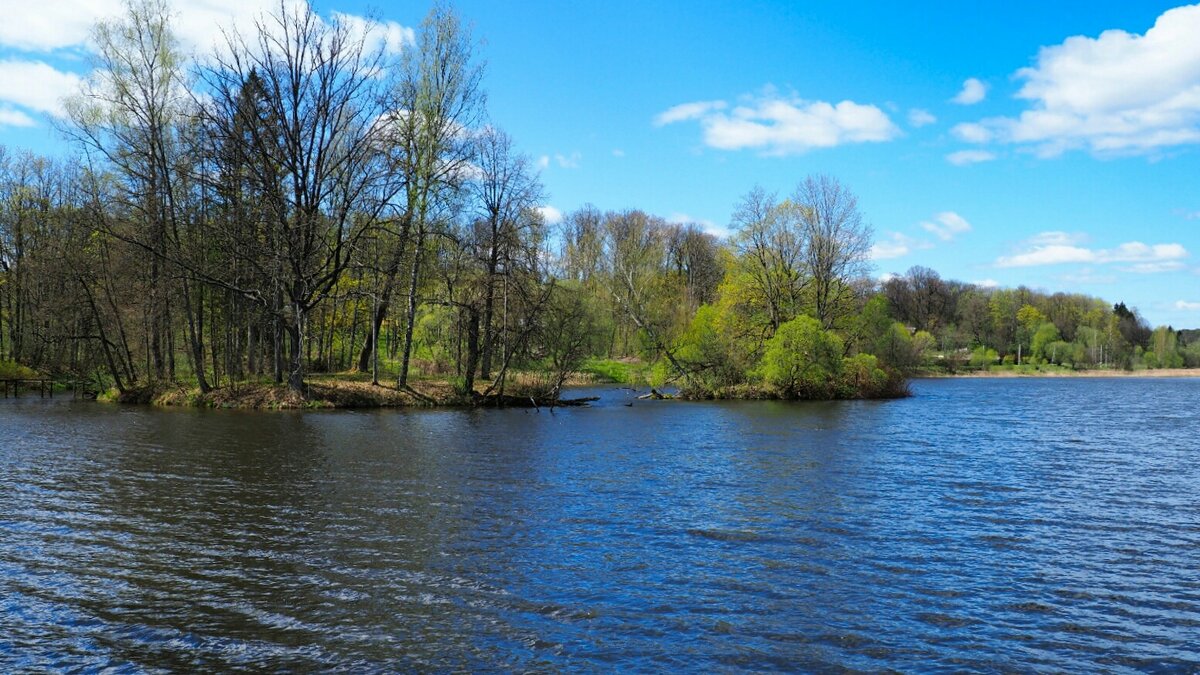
[110,376,471,409]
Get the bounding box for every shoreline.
[918,368,1200,379]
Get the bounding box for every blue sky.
[2,1,1199,326]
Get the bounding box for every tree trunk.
[398,228,426,387]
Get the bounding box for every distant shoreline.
[919,368,1200,379]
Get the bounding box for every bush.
[760,316,844,397]
[0,361,39,379]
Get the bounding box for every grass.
[103,376,472,410]
[578,357,646,384]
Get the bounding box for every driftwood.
[636,388,671,400]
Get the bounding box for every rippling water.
[2,378,1199,671]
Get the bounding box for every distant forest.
[0,0,1194,401]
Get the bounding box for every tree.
[794,174,873,329]
[197,1,398,393]
[65,0,209,390]
[729,186,804,335]
[390,2,486,387]
[471,126,543,381]
[760,315,843,397]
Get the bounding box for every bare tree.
[377,2,486,387]
[196,1,399,393]
[65,0,210,390]
[793,174,872,329]
[472,126,543,380]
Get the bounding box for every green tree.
[759,315,843,397]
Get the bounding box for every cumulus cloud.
[331,11,415,56]
[959,5,1200,156]
[870,232,935,260]
[1175,300,1200,311]
[536,205,563,225]
[974,278,1000,289]
[0,107,37,128]
[951,78,987,105]
[0,1,412,126]
[0,60,83,117]
[655,90,899,155]
[907,108,936,127]
[946,149,996,165]
[996,233,1188,269]
[920,211,972,241]
[951,122,993,144]
[0,0,122,52]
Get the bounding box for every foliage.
[759,316,844,397]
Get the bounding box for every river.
[1,378,1198,671]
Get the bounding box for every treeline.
[880,266,1199,370]
[0,1,1187,404]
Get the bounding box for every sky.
[2,1,1200,326]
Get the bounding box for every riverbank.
[105,377,470,409]
[919,367,1200,379]
[100,371,611,409]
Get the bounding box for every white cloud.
[908,108,936,127]
[878,272,900,283]
[920,211,972,241]
[653,100,727,127]
[536,205,563,225]
[1028,231,1088,246]
[0,0,321,54]
[870,231,934,260]
[668,212,729,238]
[996,234,1189,268]
[0,60,83,117]
[0,107,36,128]
[946,149,996,165]
[974,278,1000,289]
[554,152,581,169]
[1122,261,1186,274]
[1175,300,1200,311]
[961,5,1200,156]
[535,155,550,170]
[951,122,994,144]
[655,90,899,155]
[330,11,415,56]
[951,78,987,105]
[0,0,122,51]
[0,2,411,126]
[611,148,625,157]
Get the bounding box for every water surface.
[1,378,1198,671]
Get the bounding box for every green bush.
[0,361,39,379]
[759,316,844,397]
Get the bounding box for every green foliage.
[1030,322,1062,363]
[759,315,844,397]
[838,353,892,398]
[969,346,999,368]
[0,361,39,379]
[674,304,743,390]
[579,358,639,383]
